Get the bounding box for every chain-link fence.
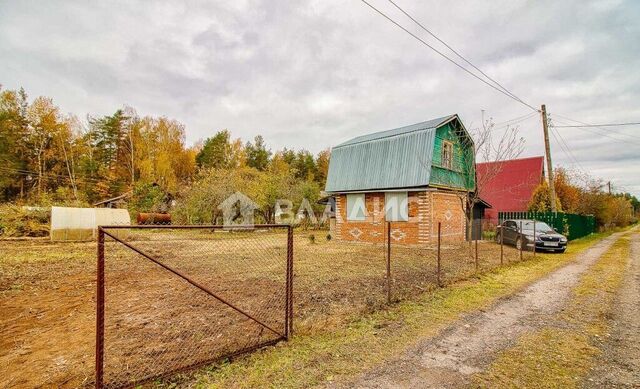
[96,224,292,388]
[95,219,533,387]
[291,219,532,332]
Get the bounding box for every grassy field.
[162,231,617,388]
[0,227,530,387]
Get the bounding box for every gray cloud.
[1,0,639,195]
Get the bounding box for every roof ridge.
[334,114,455,148]
[476,156,544,165]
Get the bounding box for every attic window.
[442,141,454,169]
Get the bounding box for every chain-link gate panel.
[96,225,292,388]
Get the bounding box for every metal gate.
[96,224,293,388]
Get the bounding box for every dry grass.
[0,226,571,388]
[165,232,612,388]
[472,231,632,389]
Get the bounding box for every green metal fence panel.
[498,211,595,240]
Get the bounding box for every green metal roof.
[325,115,457,192]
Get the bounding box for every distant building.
[476,156,545,223]
[325,114,475,244]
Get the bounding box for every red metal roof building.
[476,156,545,222]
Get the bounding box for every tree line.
[528,168,638,228]
[0,86,330,224]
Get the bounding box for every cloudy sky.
[1,0,639,195]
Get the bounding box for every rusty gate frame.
[95,224,294,389]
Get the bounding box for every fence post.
[533,219,536,258]
[519,220,524,261]
[386,221,391,304]
[500,222,504,265]
[96,227,105,389]
[437,222,442,287]
[474,220,479,272]
[286,225,294,338]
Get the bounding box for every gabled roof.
[476,156,545,214]
[335,115,455,148]
[325,114,465,193]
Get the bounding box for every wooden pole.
[519,220,524,261]
[437,222,442,287]
[474,231,478,272]
[500,222,504,265]
[533,219,536,258]
[386,221,391,304]
[541,104,557,213]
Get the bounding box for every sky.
[1,0,639,195]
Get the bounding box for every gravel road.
[340,231,627,389]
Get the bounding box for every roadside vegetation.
[164,231,622,388]
[472,230,633,388]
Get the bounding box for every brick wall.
[335,190,466,245]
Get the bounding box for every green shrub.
[0,204,50,237]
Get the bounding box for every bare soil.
[342,231,627,388]
[0,230,526,388]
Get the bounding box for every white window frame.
[442,141,454,169]
[346,193,366,221]
[385,192,408,222]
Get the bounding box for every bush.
[0,204,50,237]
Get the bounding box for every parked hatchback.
[496,219,568,253]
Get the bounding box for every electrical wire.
[554,122,640,128]
[549,114,640,146]
[359,0,540,112]
[492,111,538,127]
[386,0,530,107]
[0,166,105,184]
[548,122,587,174]
[551,113,640,141]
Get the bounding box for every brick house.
[325,114,475,245]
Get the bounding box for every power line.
[385,0,530,107]
[551,113,640,141]
[554,122,640,128]
[492,111,538,127]
[0,166,105,184]
[549,114,640,146]
[548,121,587,174]
[491,111,538,132]
[359,0,540,112]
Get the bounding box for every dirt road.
[343,231,632,388]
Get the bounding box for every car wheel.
[516,237,522,251]
[558,248,566,253]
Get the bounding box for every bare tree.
[455,112,525,248]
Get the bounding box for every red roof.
[476,156,545,221]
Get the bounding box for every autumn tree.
[528,181,563,212]
[0,87,29,200]
[245,135,271,171]
[553,168,581,213]
[315,148,330,185]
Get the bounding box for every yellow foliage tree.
[528,181,563,212]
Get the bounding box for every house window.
[385,192,408,222]
[346,193,366,221]
[442,141,454,169]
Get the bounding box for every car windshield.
[521,221,554,233]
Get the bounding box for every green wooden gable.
[325,115,475,193]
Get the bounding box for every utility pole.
[541,104,557,213]
[608,181,611,195]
